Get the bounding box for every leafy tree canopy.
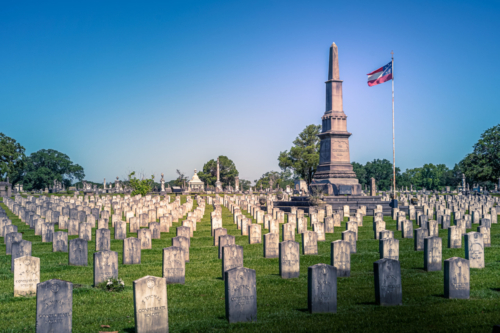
[278,124,321,185]
[255,170,294,190]
[128,171,154,196]
[22,149,85,190]
[198,156,239,187]
[0,133,26,184]
[351,159,400,191]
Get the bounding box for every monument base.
[310,178,361,196]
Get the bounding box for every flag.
[367,61,393,87]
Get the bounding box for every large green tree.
[0,133,26,184]
[459,124,500,184]
[255,170,294,190]
[22,149,85,190]
[351,162,367,186]
[278,124,321,185]
[197,156,239,187]
[364,159,401,191]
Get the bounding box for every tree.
[197,156,239,187]
[0,133,26,184]
[278,124,321,185]
[255,170,294,190]
[239,179,251,191]
[364,159,400,191]
[22,149,85,190]
[128,172,154,196]
[351,162,367,186]
[174,169,188,187]
[459,124,500,185]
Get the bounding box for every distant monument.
[215,157,223,192]
[310,42,361,196]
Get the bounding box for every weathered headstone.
[114,221,126,240]
[402,220,413,238]
[342,230,356,253]
[150,222,161,239]
[41,223,54,243]
[129,217,140,233]
[78,222,92,241]
[68,219,79,236]
[331,240,350,277]
[96,228,111,251]
[133,276,168,333]
[444,257,470,299]
[93,250,118,286]
[219,234,235,259]
[6,232,22,255]
[53,231,68,252]
[162,247,185,284]
[477,226,491,247]
[279,240,300,279]
[414,228,426,251]
[214,228,227,247]
[224,267,257,323]
[14,255,40,297]
[172,236,190,262]
[282,223,295,242]
[448,226,462,248]
[302,231,318,255]
[374,221,386,240]
[379,238,399,260]
[424,237,442,271]
[313,223,325,241]
[249,224,261,244]
[69,238,88,266]
[465,232,484,268]
[36,279,72,333]
[263,232,279,258]
[308,264,337,313]
[138,228,152,249]
[374,258,402,306]
[11,240,32,272]
[123,237,141,264]
[222,245,243,280]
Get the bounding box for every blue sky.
[1,0,499,183]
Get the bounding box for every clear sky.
[1,0,499,184]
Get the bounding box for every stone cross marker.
[95,229,111,251]
[36,279,72,333]
[93,250,118,286]
[424,237,442,271]
[14,255,40,297]
[11,240,32,272]
[222,244,244,280]
[374,258,402,306]
[331,240,350,277]
[308,263,337,313]
[172,236,190,262]
[279,240,300,279]
[465,232,484,268]
[224,267,257,323]
[133,276,168,333]
[53,231,68,252]
[163,247,185,284]
[444,257,470,299]
[123,237,141,264]
[69,238,88,266]
[302,231,318,255]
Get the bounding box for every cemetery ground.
[0,195,499,332]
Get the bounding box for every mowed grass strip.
[0,196,499,332]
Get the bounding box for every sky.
[1,0,500,184]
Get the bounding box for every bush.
[97,278,125,292]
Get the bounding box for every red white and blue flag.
[367,61,393,87]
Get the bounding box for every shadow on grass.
[411,266,425,271]
[431,293,446,299]
[123,328,135,333]
[296,308,309,313]
[490,288,500,292]
[357,301,377,306]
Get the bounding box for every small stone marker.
[448,226,462,248]
[219,234,235,259]
[279,240,300,279]
[444,257,470,299]
[69,238,88,266]
[477,226,491,247]
[138,229,152,249]
[36,279,72,333]
[313,223,325,241]
[53,231,68,252]
[11,240,32,272]
[374,258,402,306]
[163,247,185,284]
[123,237,141,264]
[176,226,190,239]
[98,218,108,230]
[222,245,243,280]
[96,229,111,251]
[427,220,438,237]
[42,223,54,243]
[78,222,92,241]
[6,232,22,255]
[331,240,350,277]
[150,222,161,239]
[214,228,227,247]
[346,221,358,240]
[14,255,40,297]
[172,236,190,262]
[342,230,356,253]
[249,224,261,244]
[114,221,126,240]
[379,238,399,260]
[263,232,279,258]
[94,251,118,286]
[402,220,413,238]
[308,264,337,313]
[325,217,334,233]
[302,231,318,255]
[424,237,442,271]
[380,230,393,240]
[465,232,484,268]
[414,228,426,251]
[374,221,386,240]
[129,217,140,233]
[224,267,257,323]
[68,219,79,236]
[269,219,279,234]
[282,223,295,241]
[133,276,168,333]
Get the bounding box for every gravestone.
[444,257,470,299]
[219,234,235,259]
[176,226,190,239]
[402,220,413,238]
[302,231,318,255]
[448,226,461,248]
[172,236,190,262]
[374,258,402,306]
[308,264,337,313]
[249,224,261,244]
[114,221,126,240]
[163,247,185,284]
[342,230,356,253]
[41,223,54,243]
[214,228,227,247]
[374,221,386,240]
[282,223,295,242]
[11,240,32,272]
[129,217,140,233]
[222,245,243,280]
[477,226,491,247]
[93,250,118,286]
[279,240,300,279]
[69,239,88,266]
[123,237,141,264]
[379,238,399,260]
[427,220,438,237]
[78,222,92,241]
[269,219,279,235]
[14,255,40,297]
[346,222,358,240]
[325,217,334,233]
[465,232,484,268]
[53,231,68,252]
[133,276,168,333]
[313,223,325,241]
[331,240,350,277]
[138,229,152,249]
[6,232,22,255]
[211,216,222,236]
[224,267,257,323]
[68,219,79,236]
[36,279,72,333]
[297,217,306,234]
[150,222,161,239]
[414,228,426,251]
[96,229,111,251]
[424,237,442,271]
[58,216,68,230]
[264,233,279,258]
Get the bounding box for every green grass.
[0,197,499,332]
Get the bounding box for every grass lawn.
[0,196,499,332]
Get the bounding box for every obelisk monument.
[310,42,361,195]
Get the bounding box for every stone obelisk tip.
[328,42,340,80]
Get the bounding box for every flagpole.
[391,50,395,199]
